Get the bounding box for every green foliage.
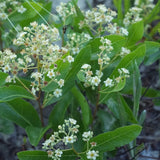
[1,0,159,159]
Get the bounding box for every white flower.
[72,47,79,54]
[18,58,24,65]
[31,87,36,95]
[91,76,101,86]
[97,4,107,12]
[30,21,38,28]
[52,27,59,38]
[67,55,74,63]
[96,70,103,78]
[54,89,62,98]
[31,72,42,81]
[17,5,26,13]
[84,34,92,40]
[69,118,77,125]
[5,75,12,83]
[47,150,53,158]
[120,28,128,36]
[81,64,91,69]
[41,24,48,30]
[104,78,113,87]
[121,68,129,74]
[0,13,8,20]
[120,47,131,56]
[82,131,93,141]
[63,135,75,144]
[58,79,64,88]
[42,139,51,148]
[47,70,55,79]
[105,15,113,22]
[55,149,63,158]
[2,65,11,73]
[87,150,99,160]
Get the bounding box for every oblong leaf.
[90,125,142,152]
[0,85,34,102]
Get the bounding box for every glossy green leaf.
[124,0,130,14]
[113,0,123,21]
[8,99,41,127]
[26,125,51,146]
[132,61,142,119]
[17,151,51,160]
[90,125,142,152]
[0,85,34,102]
[126,21,144,46]
[49,92,73,130]
[0,103,29,128]
[71,86,91,129]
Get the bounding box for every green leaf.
[17,151,51,160]
[0,72,8,86]
[124,0,130,14]
[144,41,160,66]
[90,125,142,152]
[0,85,34,102]
[49,92,73,130]
[126,21,144,46]
[0,103,29,128]
[113,0,123,22]
[97,110,117,132]
[71,86,91,129]
[26,125,51,146]
[103,93,137,125]
[17,150,77,160]
[8,99,41,127]
[132,61,142,119]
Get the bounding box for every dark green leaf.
[0,85,34,102]
[126,21,144,46]
[71,86,91,129]
[90,125,142,152]
[26,125,51,146]
[8,99,41,127]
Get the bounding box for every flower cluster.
[0,22,74,98]
[66,32,92,55]
[120,47,131,57]
[123,7,142,27]
[98,37,113,65]
[79,4,128,36]
[134,0,155,13]
[43,118,99,160]
[43,118,79,159]
[56,2,76,21]
[0,0,26,20]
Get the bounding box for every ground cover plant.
[0,0,160,159]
